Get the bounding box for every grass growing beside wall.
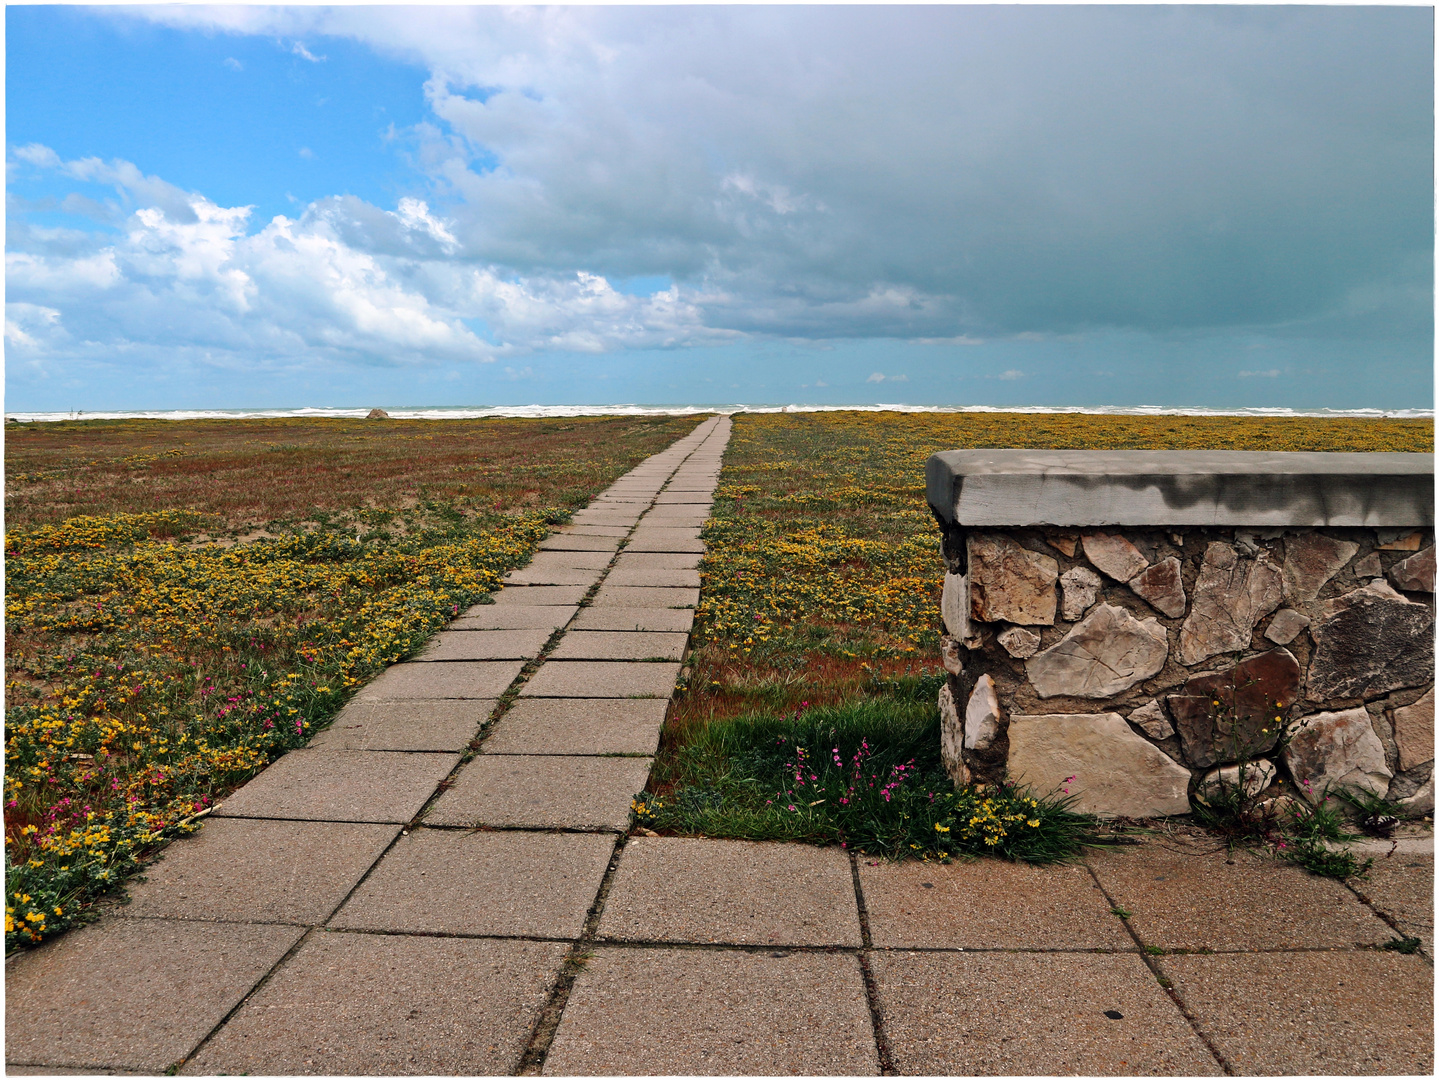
[650,411,1433,855]
[4,414,706,951]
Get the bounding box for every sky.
[4,5,1434,412]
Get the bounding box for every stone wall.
[934,522,1435,820]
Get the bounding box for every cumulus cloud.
[1238,369,1283,379]
[6,146,735,369]
[13,5,1434,376]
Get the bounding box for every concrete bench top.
[926,449,1434,528]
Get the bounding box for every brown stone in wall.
[1392,687,1435,772]
[1081,532,1149,582]
[1166,649,1301,768]
[1388,546,1436,594]
[967,535,1057,626]
[1127,556,1186,618]
[1178,542,1282,666]
[1281,533,1359,603]
[1307,584,1435,701]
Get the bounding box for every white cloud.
[298,147,315,160]
[224,57,243,71]
[290,41,326,63]
[997,369,1025,380]
[866,372,886,383]
[1237,369,1283,378]
[866,372,907,383]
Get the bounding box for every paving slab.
[570,512,643,527]
[560,524,632,537]
[599,837,862,946]
[426,754,653,830]
[214,749,459,824]
[543,947,878,1076]
[309,700,493,751]
[591,585,700,608]
[490,584,590,605]
[859,855,1131,950]
[330,828,615,938]
[604,566,702,588]
[653,492,713,503]
[5,918,304,1073]
[353,659,525,701]
[1160,951,1433,1075]
[483,698,669,755]
[611,551,703,570]
[184,933,567,1077]
[1346,853,1434,949]
[117,818,399,925]
[571,606,695,633]
[625,532,705,554]
[521,660,681,698]
[870,951,1221,1076]
[413,628,551,661]
[518,548,615,569]
[503,565,605,587]
[549,630,689,661]
[1085,839,1392,950]
[451,604,575,631]
[641,511,710,526]
[539,533,622,552]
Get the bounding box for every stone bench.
[926,450,1435,819]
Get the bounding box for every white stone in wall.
[968,535,1058,626]
[939,682,970,786]
[1398,774,1434,816]
[1263,608,1310,645]
[1081,532,1150,582]
[941,572,972,645]
[964,674,1002,751]
[1026,604,1169,699]
[1128,698,1174,740]
[940,635,965,676]
[1006,712,1192,818]
[997,626,1041,659]
[1283,706,1393,805]
[1178,542,1282,666]
[1059,565,1102,622]
[1196,758,1277,801]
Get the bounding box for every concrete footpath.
[6,413,1434,1077]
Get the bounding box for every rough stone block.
[939,682,969,786]
[1127,555,1186,617]
[1081,531,1149,582]
[1389,545,1436,593]
[1166,648,1300,768]
[1025,604,1168,699]
[1179,542,1282,666]
[1282,533,1359,602]
[1307,583,1435,700]
[1059,565,1102,621]
[1284,706,1393,804]
[969,534,1058,625]
[1006,713,1191,817]
[1393,687,1435,771]
[997,625,1040,658]
[964,673,1001,751]
[1128,698,1173,740]
[1263,607,1310,645]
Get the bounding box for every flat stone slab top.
[330,828,615,939]
[624,533,705,554]
[857,854,1131,950]
[1086,840,1392,950]
[571,606,695,633]
[521,660,682,698]
[549,630,689,661]
[503,565,605,587]
[451,604,576,631]
[116,818,399,925]
[352,659,525,701]
[1348,853,1434,950]
[184,933,567,1077]
[5,918,305,1073]
[927,448,1434,528]
[612,551,703,570]
[426,754,653,830]
[414,628,552,661]
[599,837,862,947]
[870,951,1222,1076]
[214,749,459,824]
[543,947,878,1076]
[1159,951,1433,1075]
[483,698,669,756]
[308,699,493,752]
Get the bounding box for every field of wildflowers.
[654,411,1432,857]
[4,415,704,950]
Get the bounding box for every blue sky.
[6,5,1434,411]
